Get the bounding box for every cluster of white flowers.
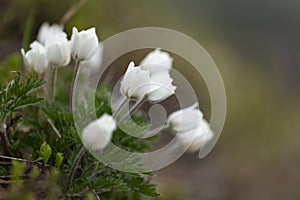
[21,22,102,74]
[82,49,213,153]
[118,49,213,153]
[21,23,213,154]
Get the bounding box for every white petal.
[167,103,203,132]
[60,41,71,66]
[37,22,50,44]
[29,41,45,51]
[140,48,173,74]
[78,37,98,60]
[129,70,151,98]
[148,71,175,93]
[126,61,135,73]
[47,44,63,66]
[147,84,176,102]
[176,119,213,152]
[123,67,151,99]
[80,43,103,70]
[21,49,30,71]
[37,22,64,44]
[71,27,79,58]
[71,27,99,61]
[81,114,116,150]
[34,53,49,74]
[120,62,137,96]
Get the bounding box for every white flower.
[175,119,213,152]
[45,32,71,66]
[140,48,173,75]
[71,27,99,61]
[37,22,65,44]
[81,114,116,151]
[120,49,176,102]
[146,71,176,102]
[167,103,203,132]
[120,62,151,99]
[21,41,49,74]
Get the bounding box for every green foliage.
[0,73,44,119]
[0,73,159,199]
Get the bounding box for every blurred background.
[1,0,300,199]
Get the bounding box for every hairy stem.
[0,116,10,155]
[42,71,50,100]
[50,66,58,103]
[66,146,86,192]
[112,97,130,119]
[70,60,80,111]
[119,98,145,122]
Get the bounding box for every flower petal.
[140,48,173,74]
[81,114,116,150]
[176,119,213,152]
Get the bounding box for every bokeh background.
[1,0,300,199]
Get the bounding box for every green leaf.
[40,141,52,163]
[55,152,64,167]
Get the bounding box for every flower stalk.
[119,98,145,123]
[65,146,86,192]
[0,115,10,155]
[50,66,57,103]
[70,60,80,110]
[112,97,130,119]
